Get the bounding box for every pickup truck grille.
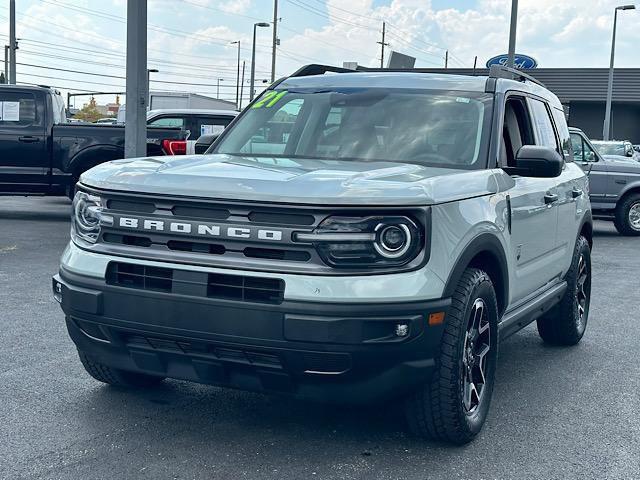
[106,262,285,305]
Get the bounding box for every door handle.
[571,188,583,198]
[544,193,559,204]
[18,136,40,143]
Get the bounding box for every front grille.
[88,190,428,275]
[106,262,285,305]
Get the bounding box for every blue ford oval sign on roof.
[486,54,538,69]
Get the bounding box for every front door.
[0,89,48,193]
[502,96,561,305]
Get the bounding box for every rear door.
[0,88,48,193]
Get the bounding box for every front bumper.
[53,267,450,404]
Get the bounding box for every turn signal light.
[428,312,445,326]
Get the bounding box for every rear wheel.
[537,235,591,345]
[78,351,165,388]
[613,193,640,236]
[404,268,498,444]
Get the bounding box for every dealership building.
[422,68,640,144]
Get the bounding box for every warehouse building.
[420,68,640,143]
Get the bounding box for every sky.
[0,0,638,107]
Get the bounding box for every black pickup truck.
[0,85,185,197]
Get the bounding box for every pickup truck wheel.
[613,193,640,236]
[78,351,165,388]
[537,235,591,346]
[404,268,498,444]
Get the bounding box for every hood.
[80,154,499,206]
[603,155,640,171]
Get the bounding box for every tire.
[78,351,165,388]
[613,193,640,236]
[537,235,591,346]
[404,268,499,444]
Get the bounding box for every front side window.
[215,88,493,169]
[570,133,596,162]
[529,98,558,151]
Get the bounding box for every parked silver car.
[571,128,640,235]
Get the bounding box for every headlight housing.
[295,215,423,268]
[71,191,112,243]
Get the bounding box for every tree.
[0,72,5,84]
[74,96,102,122]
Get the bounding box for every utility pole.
[377,22,389,68]
[9,0,16,84]
[507,0,518,68]
[4,46,8,83]
[124,0,148,158]
[445,50,448,69]
[271,0,278,83]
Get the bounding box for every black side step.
[498,281,567,341]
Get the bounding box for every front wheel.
[613,193,640,236]
[404,268,498,444]
[537,235,591,345]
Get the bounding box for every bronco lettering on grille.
[117,217,283,241]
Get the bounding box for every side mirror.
[195,133,221,154]
[515,145,563,178]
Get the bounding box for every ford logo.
[486,54,538,69]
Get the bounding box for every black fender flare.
[442,233,509,315]
[577,209,593,248]
[68,145,124,177]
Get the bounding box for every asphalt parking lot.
[1,196,639,480]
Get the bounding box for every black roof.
[414,68,640,103]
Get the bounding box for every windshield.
[214,88,493,169]
[593,142,626,156]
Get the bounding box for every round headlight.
[374,223,412,258]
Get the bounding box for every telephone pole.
[9,0,16,84]
[271,0,278,83]
[377,22,389,68]
[445,50,448,68]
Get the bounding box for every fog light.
[395,323,409,337]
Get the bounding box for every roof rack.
[488,64,545,88]
[289,64,358,78]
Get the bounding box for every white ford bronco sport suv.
[53,65,592,444]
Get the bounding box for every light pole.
[603,4,636,141]
[147,68,158,110]
[231,40,241,109]
[250,22,270,102]
[507,0,518,68]
[216,78,224,99]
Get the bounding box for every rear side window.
[529,98,558,151]
[0,91,43,128]
[148,116,185,128]
[551,107,572,161]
